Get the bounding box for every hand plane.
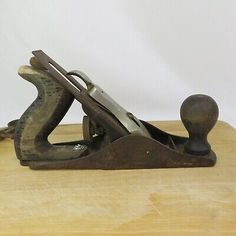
[14,50,219,170]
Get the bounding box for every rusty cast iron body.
[13,50,219,170]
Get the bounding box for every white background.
[0,0,235,128]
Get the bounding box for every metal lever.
[68,70,150,137]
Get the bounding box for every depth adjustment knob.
[180,94,219,155]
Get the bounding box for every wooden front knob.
[180,94,219,155]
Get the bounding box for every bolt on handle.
[180,94,219,155]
